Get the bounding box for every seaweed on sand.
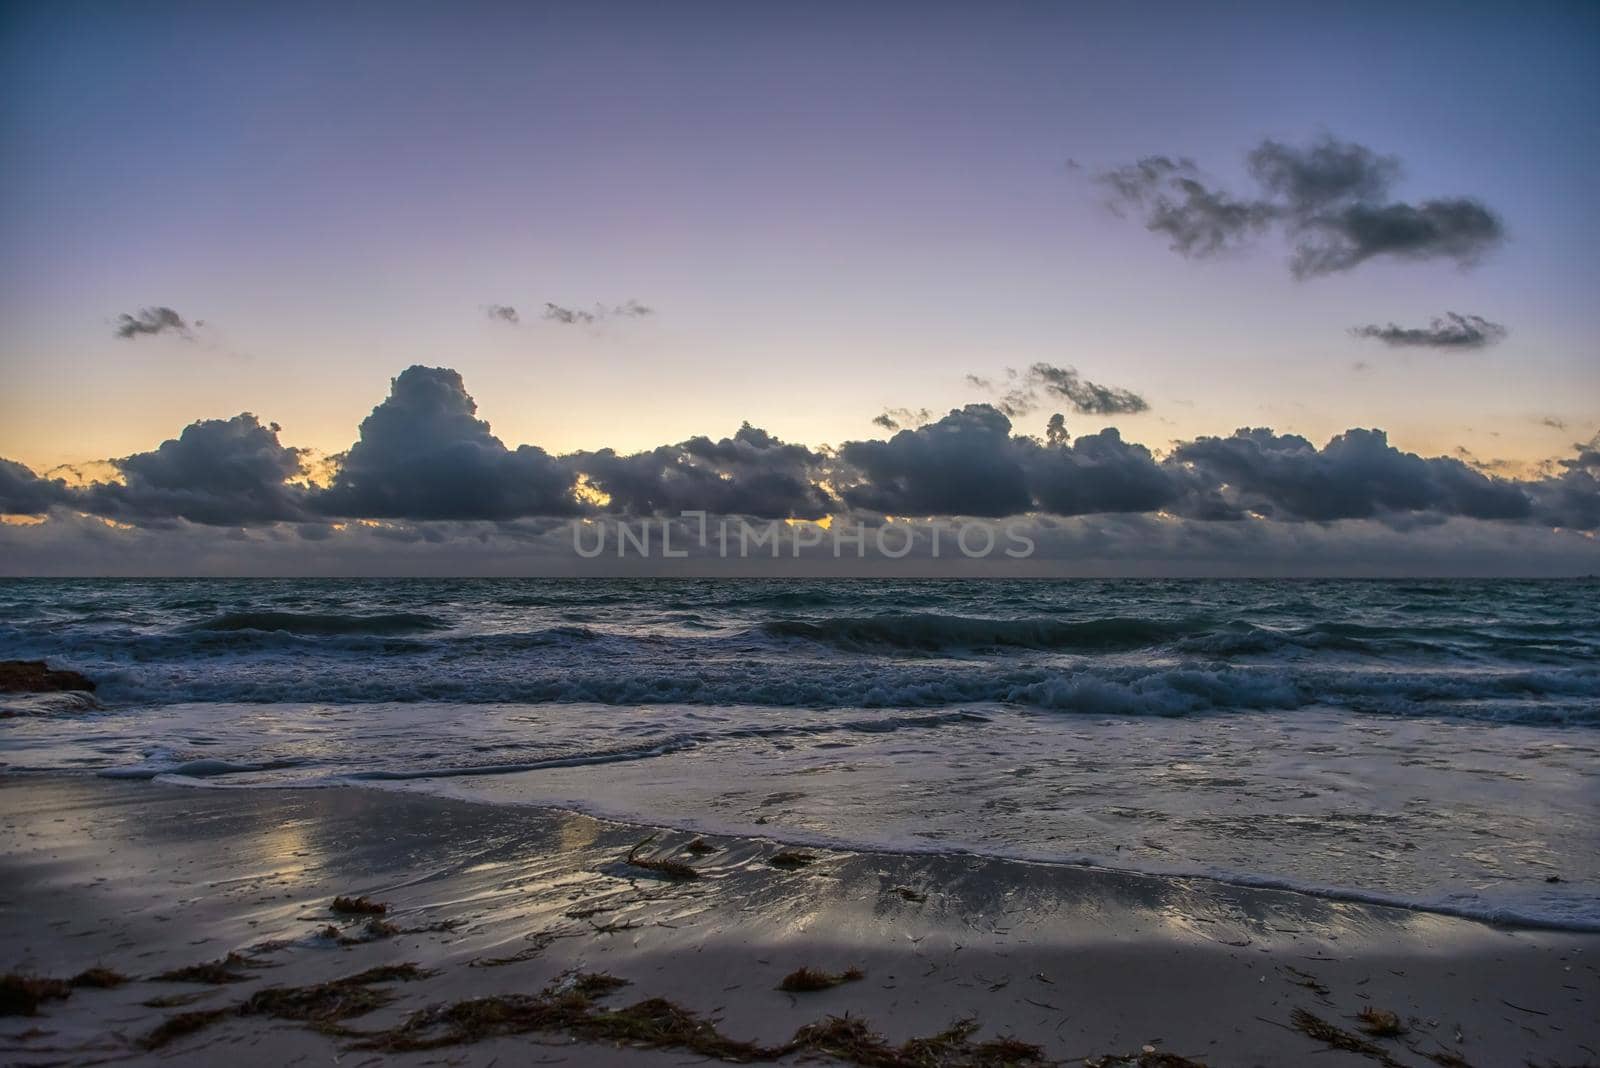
[0,974,72,1016]
[1290,1008,1405,1067]
[684,838,719,855]
[330,895,389,915]
[139,1008,232,1050]
[1356,1006,1405,1037]
[152,951,264,984]
[1083,1051,1210,1067]
[777,966,865,992]
[138,963,435,1049]
[244,962,436,1024]
[351,976,1046,1065]
[69,966,128,988]
[625,835,700,881]
[767,850,816,870]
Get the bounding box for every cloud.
[970,363,1149,418]
[3,366,1596,554]
[0,459,73,515]
[872,407,932,431]
[1350,313,1507,350]
[542,300,654,325]
[485,304,520,324]
[572,424,833,519]
[312,366,580,520]
[1099,135,1505,278]
[80,415,309,525]
[113,306,193,340]
[1170,427,1532,523]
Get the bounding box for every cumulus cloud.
[82,415,309,525]
[113,306,193,340]
[971,363,1149,417]
[1099,135,1505,278]
[312,365,580,520]
[572,424,833,519]
[0,459,73,515]
[542,300,653,325]
[485,304,520,324]
[1170,427,1532,523]
[1350,312,1508,349]
[3,366,1597,553]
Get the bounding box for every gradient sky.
[3,0,1597,480]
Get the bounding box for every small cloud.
[114,307,192,340]
[543,300,654,326]
[1539,416,1568,431]
[1350,312,1508,350]
[485,304,520,325]
[872,407,932,432]
[969,363,1149,418]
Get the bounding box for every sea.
[2,578,1596,930]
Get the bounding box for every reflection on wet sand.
[1,775,1594,1066]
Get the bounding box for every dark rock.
[0,660,96,693]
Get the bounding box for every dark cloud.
[113,306,192,340]
[1044,413,1069,446]
[542,300,653,325]
[1099,135,1505,278]
[1529,433,1600,531]
[312,366,579,520]
[1350,312,1507,350]
[572,424,833,520]
[80,415,309,525]
[485,304,520,324]
[1099,156,1276,257]
[5,367,1596,545]
[971,363,1149,417]
[0,460,72,515]
[838,405,1034,517]
[1540,417,1569,431]
[1170,428,1532,523]
[1028,363,1149,415]
[836,405,1181,518]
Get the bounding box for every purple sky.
[1,1,1597,574]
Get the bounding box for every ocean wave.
[759,613,1207,652]
[185,610,449,635]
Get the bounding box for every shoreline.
[2,773,1596,1065]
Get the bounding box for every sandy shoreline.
[1,775,1595,1066]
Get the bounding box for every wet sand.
[0,774,1595,1066]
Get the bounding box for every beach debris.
[69,966,128,988]
[1279,965,1330,996]
[317,916,401,945]
[139,963,435,1049]
[139,1007,232,1050]
[890,885,927,903]
[1084,1051,1209,1067]
[1290,1007,1405,1067]
[0,973,72,1016]
[240,963,433,1026]
[1357,1006,1405,1036]
[793,1015,1047,1066]
[330,894,389,915]
[768,850,816,870]
[777,966,865,992]
[142,991,212,1009]
[684,838,719,855]
[625,835,701,881]
[0,659,95,693]
[152,951,265,984]
[351,977,1048,1065]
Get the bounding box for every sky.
[1,0,1597,575]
